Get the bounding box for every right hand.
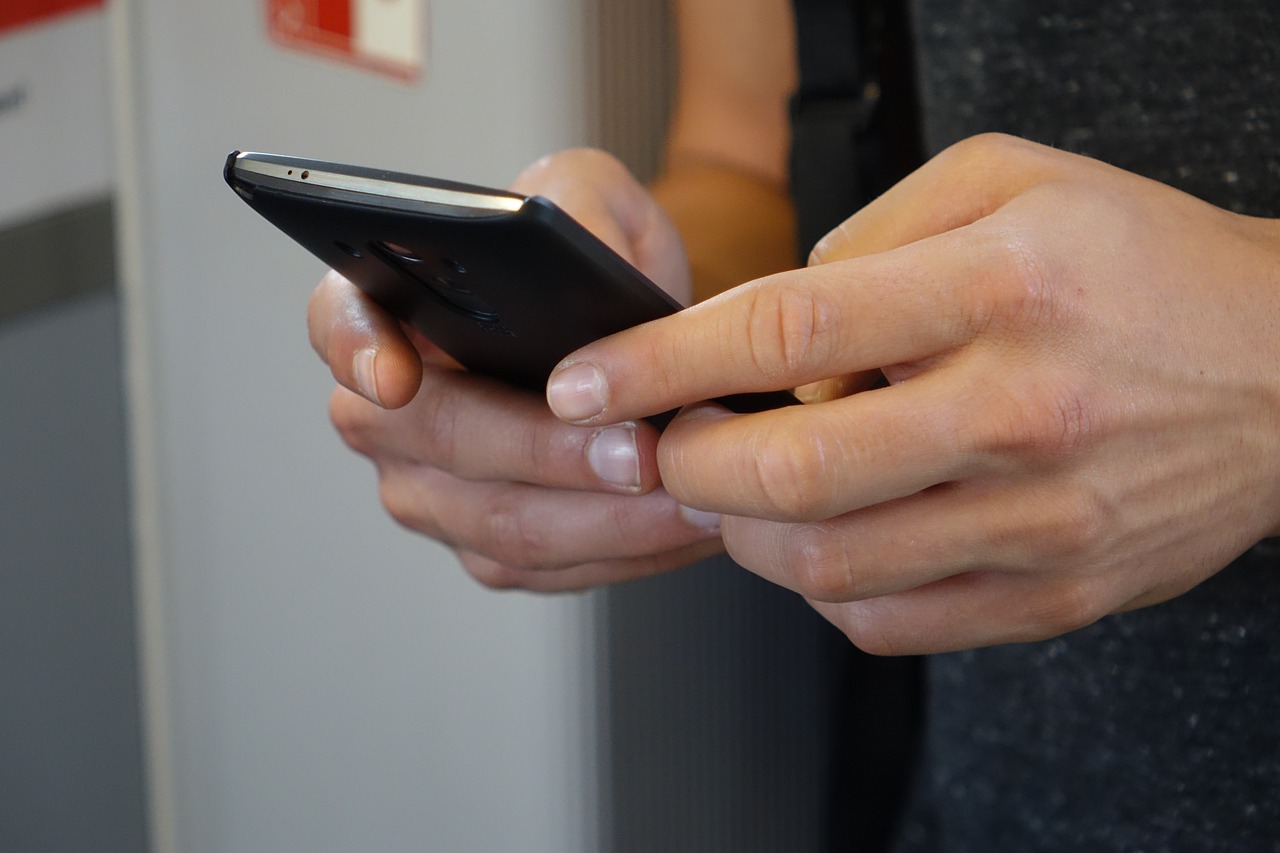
[309,149,726,591]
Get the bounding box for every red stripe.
[314,0,352,39]
[0,0,102,37]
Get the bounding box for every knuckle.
[512,147,629,198]
[985,487,1109,570]
[465,560,529,591]
[788,524,863,602]
[750,429,837,520]
[1028,382,1096,459]
[408,378,464,469]
[1042,382,1098,458]
[377,475,425,534]
[523,421,575,486]
[306,288,326,357]
[837,603,907,656]
[743,281,842,381]
[975,376,1097,464]
[477,491,555,569]
[515,149,573,182]
[1037,489,1109,562]
[307,269,347,358]
[1030,575,1108,637]
[933,133,1049,224]
[329,388,373,454]
[601,497,642,549]
[941,132,1035,176]
[551,146,622,172]
[983,229,1057,332]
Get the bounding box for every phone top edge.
[224,150,241,186]
[232,151,526,215]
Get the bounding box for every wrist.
[651,157,797,302]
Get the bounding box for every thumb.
[510,148,691,304]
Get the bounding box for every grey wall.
[114,2,600,850]
[0,226,148,851]
[583,8,846,849]
[1,12,146,850]
[599,558,845,852]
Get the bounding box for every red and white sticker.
[0,0,102,37]
[268,0,426,82]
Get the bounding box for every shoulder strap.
[788,0,922,256]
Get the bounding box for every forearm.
[657,0,799,303]
[651,155,797,303]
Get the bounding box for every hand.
[545,134,1280,651]
[309,148,724,590]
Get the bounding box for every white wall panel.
[112,2,596,851]
[0,11,112,229]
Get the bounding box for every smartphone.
[224,151,797,419]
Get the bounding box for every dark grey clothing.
[911,0,1280,216]
[897,545,1280,853]
[788,1,1280,850]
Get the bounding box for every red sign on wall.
[0,0,102,37]
[267,0,426,82]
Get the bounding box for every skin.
[310,0,1280,652]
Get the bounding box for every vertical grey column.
[585,6,844,849]
[597,558,847,851]
[583,0,676,185]
[0,199,149,853]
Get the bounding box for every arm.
[654,0,799,302]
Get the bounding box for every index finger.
[546,226,1008,425]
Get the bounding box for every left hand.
[544,133,1280,654]
[316,149,724,592]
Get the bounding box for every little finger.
[331,373,662,494]
[457,539,726,593]
[378,464,723,571]
[809,570,1118,656]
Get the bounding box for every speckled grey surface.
[886,2,1280,849]
[910,0,1280,216]
[895,546,1280,852]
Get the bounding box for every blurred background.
[1,2,838,850]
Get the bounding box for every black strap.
[793,0,864,97]
[788,0,923,257]
[787,6,926,852]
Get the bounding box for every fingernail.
[547,362,607,422]
[353,347,382,406]
[794,381,825,404]
[680,504,721,534]
[587,424,640,491]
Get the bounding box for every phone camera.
[376,241,426,263]
[369,239,500,323]
[431,275,472,295]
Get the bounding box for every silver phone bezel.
[233,152,525,216]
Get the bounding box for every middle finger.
[379,464,723,571]
[332,369,662,494]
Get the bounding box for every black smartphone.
[224,151,797,418]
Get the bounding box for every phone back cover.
[227,157,798,417]
[240,185,679,392]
